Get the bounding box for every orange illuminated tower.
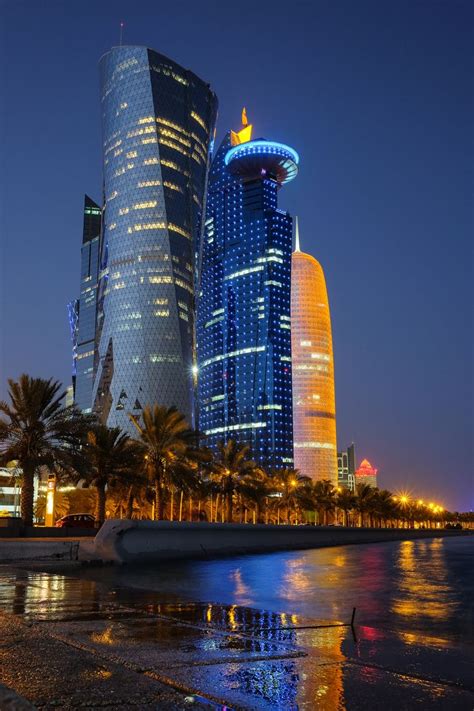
[291,219,338,482]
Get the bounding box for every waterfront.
[82,535,473,642]
[0,536,472,708]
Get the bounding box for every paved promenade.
[0,565,472,709]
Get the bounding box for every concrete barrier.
[0,539,83,562]
[90,520,469,564]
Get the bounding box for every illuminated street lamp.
[45,474,56,527]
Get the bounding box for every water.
[81,535,474,644]
[2,536,473,708]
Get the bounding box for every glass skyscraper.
[291,221,338,482]
[83,46,217,430]
[197,113,298,469]
[69,195,102,412]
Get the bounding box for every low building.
[355,458,378,488]
[0,467,21,516]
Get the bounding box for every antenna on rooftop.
[119,21,125,46]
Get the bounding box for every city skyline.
[1,0,471,510]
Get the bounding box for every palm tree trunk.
[179,490,184,522]
[170,488,174,521]
[155,479,164,520]
[189,496,193,521]
[225,491,233,523]
[20,461,35,527]
[214,494,219,522]
[96,483,106,524]
[126,486,134,519]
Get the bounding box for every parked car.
[55,513,95,528]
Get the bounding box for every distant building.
[70,196,102,412]
[337,444,356,490]
[355,458,378,488]
[65,385,75,408]
[291,221,338,483]
[0,467,21,515]
[197,111,297,469]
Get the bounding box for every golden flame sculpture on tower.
[291,218,338,483]
[230,108,253,146]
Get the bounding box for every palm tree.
[211,440,256,523]
[355,482,375,527]
[81,423,145,524]
[130,405,199,520]
[336,487,356,526]
[372,489,395,528]
[0,375,91,525]
[313,480,336,525]
[272,468,311,524]
[239,468,272,523]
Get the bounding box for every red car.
[55,513,95,528]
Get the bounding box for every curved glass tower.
[92,46,217,430]
[197,114,297,469]
[291,221,338,482]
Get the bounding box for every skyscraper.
[70,196,102,412]
[88,46,217,430]
[291,222,338,482]
[337,443,356,490]
[197,112,298,469]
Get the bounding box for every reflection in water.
[392,539,455,624]
[230,567,254,606]
[0,538,472,711]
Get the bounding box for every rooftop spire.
[295,216,301,252]
[230,108,253,146]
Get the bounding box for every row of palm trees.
[0,375,464,528]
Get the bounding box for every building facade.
[355,458,378,488]
[197,114,297,469]
[291,223,338,482]
[70,196,102,412]
[87,46,217,430]
[337,443,356,490]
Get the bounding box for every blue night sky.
[0,0,472,511]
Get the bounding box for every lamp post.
[45,474,56,527]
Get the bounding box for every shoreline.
[0,523,469,570]
[0,554,473,710]
[90,519,471,565]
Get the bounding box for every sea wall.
[90,520,469,564]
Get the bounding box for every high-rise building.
[337,443,356,490]
[70,196,102,412]
[291,223,338,482]
[355,458,378,488]
[197,112,298,469]
[87,46,217,430]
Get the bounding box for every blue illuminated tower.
[197,112,298,469]
[88,46,217,430]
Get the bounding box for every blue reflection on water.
[87,536,473,642]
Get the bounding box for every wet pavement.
[0,566,473,709]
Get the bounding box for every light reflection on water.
[88,536,473,642]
